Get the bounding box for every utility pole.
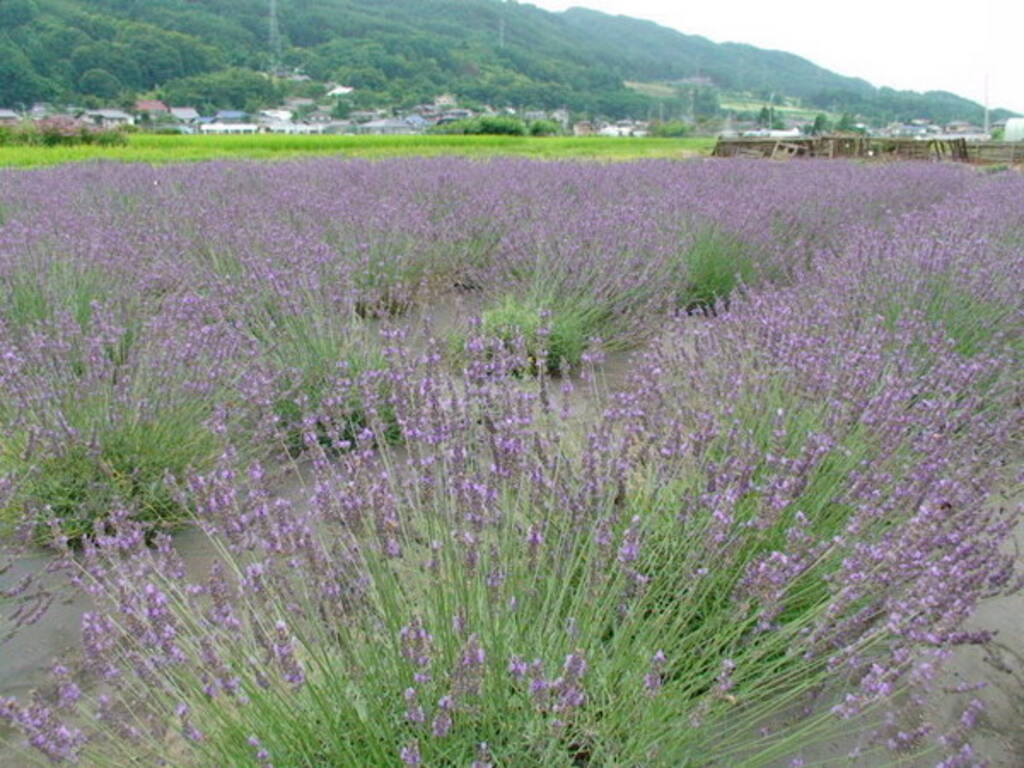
[983,72,990,135]
[269,0,283,74]
[983,0,993,136]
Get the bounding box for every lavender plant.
[0,276,242,541]
[0,157,1020,768]
[6,285,1019,766]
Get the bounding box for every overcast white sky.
[527,0,1024,115]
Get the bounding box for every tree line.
[0,0,1012,126]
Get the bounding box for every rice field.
[0,133,714,168]
[0,157,1022,767]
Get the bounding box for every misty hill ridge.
[0,0,1013,124]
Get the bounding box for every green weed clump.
[2,413,220,543]
[1,262,111,333]
[457,295,609,375]
[674,228,759,314]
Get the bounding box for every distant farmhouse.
[83,109,135,129]
[169,107,200,123]
[135,100,169,117]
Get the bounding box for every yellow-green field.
[719,99,836,123]
[0,133,715,168]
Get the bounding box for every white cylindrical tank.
[1004,118,1024,142]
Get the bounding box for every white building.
[263,122,324,134]
[200,122,260,134]
[740,128,802,139]
[260,109,294,123]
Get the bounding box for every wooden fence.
[711,135,1022,164]
[965,142,1024,165]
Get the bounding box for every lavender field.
[0,157,1022,767]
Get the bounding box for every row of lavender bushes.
[0,158,1000,541]
[0,158,1021,766]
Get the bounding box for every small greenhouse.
[1004,117,1024,142]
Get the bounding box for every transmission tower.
[498,0,506,49]
[269,0,283,74]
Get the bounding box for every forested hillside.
[0,0,1014,123]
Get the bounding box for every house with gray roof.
[214,110,249,123]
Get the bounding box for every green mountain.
[0,0,1014,124]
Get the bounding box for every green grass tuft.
[674,228,758,314]
[1,408,220,544]
[466,294,607,375]
[1,262,111,333]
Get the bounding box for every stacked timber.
[712,135,1022,165]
